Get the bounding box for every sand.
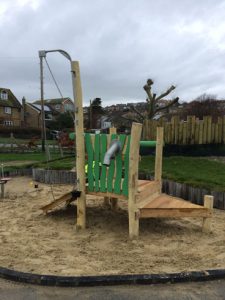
[0,176,225,276]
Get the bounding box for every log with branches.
[130,78,179,121]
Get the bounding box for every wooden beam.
[71,61,86,230]
[154,127,163,190]
[88,190,127,200]
[128,122,142,238]
[202,195,214,233]
[140,208,212,219]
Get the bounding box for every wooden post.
[71,61,86,229]
[128,123,142,238]
[154,127,164,191]
[202,195,214,233]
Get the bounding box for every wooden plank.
[137,191,160,209]
[100,134,107,192]
[143,194,205,209]
[223,117,225,143]
[107,133,117,193]
[215,123,219,143]
[164,122,168,144]
[211,123,215,143]
[175,116,180,144]
[190,116,195,144]
[41,192,73,213]
[187,116,192,144]
[136,180,160,203]
[87,190,127,200]
[194,120,199,144]
[207,116,212,144]
[128,122,142,238]
[218,117,222,144]
[85,133,94,191]
[154,127,163,189]
[178,121,183,145]
[71,61,87,230]
[202,195,214,233]
[114,134,127,194]
[109,127,117,134]
[183,122,187,145]
[140,208,212,218]
[171,116,175,144]
[143,120,147,140]
[122,135,131,197]
[203,116,208,144]
[93,134,100,192]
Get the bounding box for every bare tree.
[181,94,224,121]
[130,78,179,121]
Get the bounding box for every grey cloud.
[1,0,225,105]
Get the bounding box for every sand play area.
[0,176,225,276]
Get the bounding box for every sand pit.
[0,176,225,276]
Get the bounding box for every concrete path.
[1,278,225,300]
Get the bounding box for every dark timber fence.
[32,169,76,184]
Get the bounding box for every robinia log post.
[71,61,86,229]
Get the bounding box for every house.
[34,97,74,114]
[100,116,112,129]
[22,97,53,129]
[0,88,22,127]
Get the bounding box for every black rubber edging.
[1,266,225,287]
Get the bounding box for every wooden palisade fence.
[143,116,225,145]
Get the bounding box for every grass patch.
[140,156,225,192]
[0,152,61,162]
[36,156,75,170]
[0,137,56,145]
[1,153,225,192]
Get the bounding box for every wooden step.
[137,180,160,205]
[139,194,212,218]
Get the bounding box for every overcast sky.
[1,0,225,106]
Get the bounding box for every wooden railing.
[143,116,225,144]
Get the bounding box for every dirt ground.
[0,176,225,276]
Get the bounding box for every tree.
[47,112,74,130]
[181,94,224,121]
[128,78,179,122]
[89,98,104,128]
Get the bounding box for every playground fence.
[143,116,225,145]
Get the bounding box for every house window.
[4,120,13,126]
[55,104,60,110]
[1,90,8,100]
[65,103,74,111]
[4,107,12,114]
[45,113,53,120]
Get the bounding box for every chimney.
[21,96,26,124]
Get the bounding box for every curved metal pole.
[38,49,71,152]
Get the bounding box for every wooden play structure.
[41,61,214,238]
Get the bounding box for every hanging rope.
[44,57,64,99]
[44,57,75,121]
[42,57,77,200]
